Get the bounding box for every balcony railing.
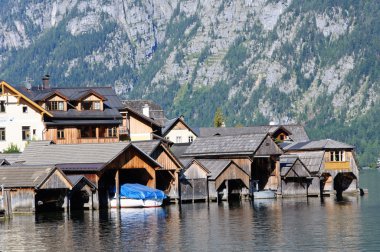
[325,161,351,171]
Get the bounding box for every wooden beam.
[115,169,120,209]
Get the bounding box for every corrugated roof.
[283,139,354,151]
[182,134,267,157]
[0,165,57,188]
[198,159,232,180]
[17,141,130,165]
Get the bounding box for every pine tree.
[213,107,224,127]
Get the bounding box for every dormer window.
[47,101,64,111]
[82,101,101,110]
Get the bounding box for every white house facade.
[0,81,51,152]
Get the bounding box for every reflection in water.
[1,171,380,251]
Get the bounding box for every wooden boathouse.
[179,159,211,202]
[0,165,73,215]
[279,155,314,197]
[182,133,283,194]
[132,140,183,201]
[282,139,360,198]
[15,140,177,209]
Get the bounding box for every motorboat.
[111,183,166,208]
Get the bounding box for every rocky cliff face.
[0,0,379,164]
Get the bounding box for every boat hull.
[110,198,163,208]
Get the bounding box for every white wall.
[0,94,45,152]
[165,129,196,143]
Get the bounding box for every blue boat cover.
[115,183,167,200]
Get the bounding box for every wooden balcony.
[325,161,351,171]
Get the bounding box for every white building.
[162,116,197,144]
[0,81,52,152]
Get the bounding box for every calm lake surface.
[1,170,380,251]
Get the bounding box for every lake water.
[1,170,380,251]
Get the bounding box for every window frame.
[57,128,65,139]
[22,126,31,141]
[0,128,5,141]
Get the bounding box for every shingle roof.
[182,134,267,157]
[15,86,123,120]
[16,141,130,165]
[132,140,161,155]
[0,165,61,188]
[198,159,233,180]
[280,155,311,177]
[0,153,20,164]
[199,125,309,142]
[281,151,325,174]
[16,141,162,171]
[162,118,178,135]
[171,143,192,158]
[122,100,167,125]
[67,175,97,189]
[282,139,354,151]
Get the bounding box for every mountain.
[0,0,379,166]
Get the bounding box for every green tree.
[213,107,225,127]
[3,143,20,153]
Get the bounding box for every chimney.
[42,74,50,89]
[142,104,150,117]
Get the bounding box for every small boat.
[111,183,166,208]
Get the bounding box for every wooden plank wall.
[215,163,250,190]
[45,127,118,144]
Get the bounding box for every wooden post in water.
[115,169,120,209]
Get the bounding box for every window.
[107,127,117,137]
[57,129,65,139]
[80,126,96,138]
[330,151,344,161]
[94,101,101,110]
[188,136,194,143]
[47,101,64,111]
[176,136,182,143]
[22,126,30,141]
[22,106,28,113]
[0,128,5,141]
[82,101,101,110]
[0,101,5,112]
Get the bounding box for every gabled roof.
[198,159,248,180]
[73,89,107,101]
[16,140,162,171]
[0,165,72,189]
[182,159,211,174]
[162,117,198,137]
[280,155,311,177]
[67,175,97,190]
[199,124,309,142]
[1,81,53,117]
[282,139,354,151]
[132,140,183,169]
[182,134,268,157]
[0,159,10,165]
[38,90,69,101]
[281,151,325,174]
